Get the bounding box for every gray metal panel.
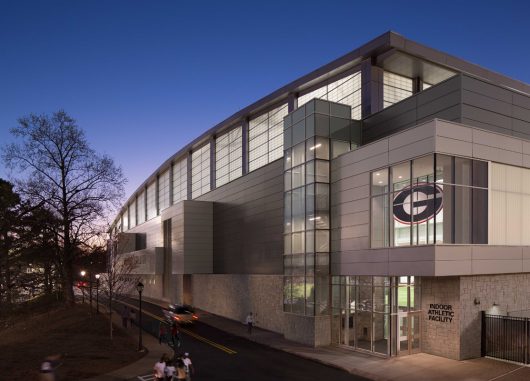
[197,159,284,275]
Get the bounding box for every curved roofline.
[114,30,530,225]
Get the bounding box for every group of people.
[153,352,194,381]
[120,305,136,328]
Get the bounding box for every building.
[109,31,530,360]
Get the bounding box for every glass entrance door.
[397,311,421,355]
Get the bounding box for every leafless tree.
[102,235,139,340]
[2,111,126,304]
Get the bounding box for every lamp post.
[80,270,86,304]
[136,281,144,351]
[89,262,93,311]
[95,274,100,314]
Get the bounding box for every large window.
[249,103,288,172]
[137,190,146,225]
[146,181,157,220]
[298,72,362,119]
[191,143,210,199]
[216,126,242,187]
[370,154,488,247]
[158,169,170,211]
[172,158,187,204]
[383,71,413,108]
[122,209,128,231]
[129,200,136,229]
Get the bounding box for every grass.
[0,296,143,380]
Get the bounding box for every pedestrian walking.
[182,352,194,381]
[171,322,181,348]
[39,354,62,381]
[159,322,168,345]
[245,312,254,334]
[153,355,167,381]
[121,306,129,328]
[165,360,176,381]
[175,359,187,381]
[129,308,136,327]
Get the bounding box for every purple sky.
[1,0,529,202]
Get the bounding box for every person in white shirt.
[153,355,167,381]
[182,352,194,381]
[165,360,176,381]
[245,312,254,334]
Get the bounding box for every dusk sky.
[1,0,529,202]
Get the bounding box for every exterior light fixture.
[309,143,322,151]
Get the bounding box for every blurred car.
[162,304,198,324]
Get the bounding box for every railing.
[482,312,529,364]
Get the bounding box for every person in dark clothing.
[171,322,181,348]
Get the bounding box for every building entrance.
[332,276,421,357]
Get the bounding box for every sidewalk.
[87,299,530,381]
[197,309,530,381]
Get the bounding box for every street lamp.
[95,274,100,314]
[80,270,86,304]
[136,281,144,351]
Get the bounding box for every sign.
[428,303,454,323]
[393,183,443,224]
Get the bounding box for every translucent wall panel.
[172,158,187,204]
[137,190,146,224]
[249,103,288,172]
[159,169,170,211]
[129,200,136,228]
[216,126,242,187]
[146,181,157,220]
[191,143,210,199]
[298,72,362,119]
[490,163,530,245]
[122,209,128,231]
[383,71,413,108]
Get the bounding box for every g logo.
[393,183,443,224]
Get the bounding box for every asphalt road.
[115,297,369,381]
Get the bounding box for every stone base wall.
[191,274,284,334]
[460,273,530,359]
[421,276,461,360]
[284,313,331,347]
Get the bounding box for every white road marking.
[137,374,155,381]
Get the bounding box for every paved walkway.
[87,299,530,380]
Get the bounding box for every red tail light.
[192,315,198,320]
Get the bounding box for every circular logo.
[393,183,443,224]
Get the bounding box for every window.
[172,158,188,204]
[146,181,157,219]
[383,71,413,108]
[158,169,170,211]
[298,72,362,119]
[216,126,242,187]
[370,155,488,247]
[249,103,288,172]
[191,143,210,199]
[137,190,146,224]
[122,209,128,231]
[129,200,136,228]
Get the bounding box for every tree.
[102,235,139,340]
[2,111,126,304]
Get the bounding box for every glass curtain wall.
[146,181,157,220]
[215,126,242,187]
[172,158,188,204]
[371,154,488,247]
[159,169,170,211]
[191,143,211,199]
[129,199,136,229]
[383,71,413,108]
[137,190,146,225]
[297,72,362,120]
[284,99,360,317]
[249,103,288,172]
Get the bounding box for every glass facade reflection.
[371,154,488,248]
